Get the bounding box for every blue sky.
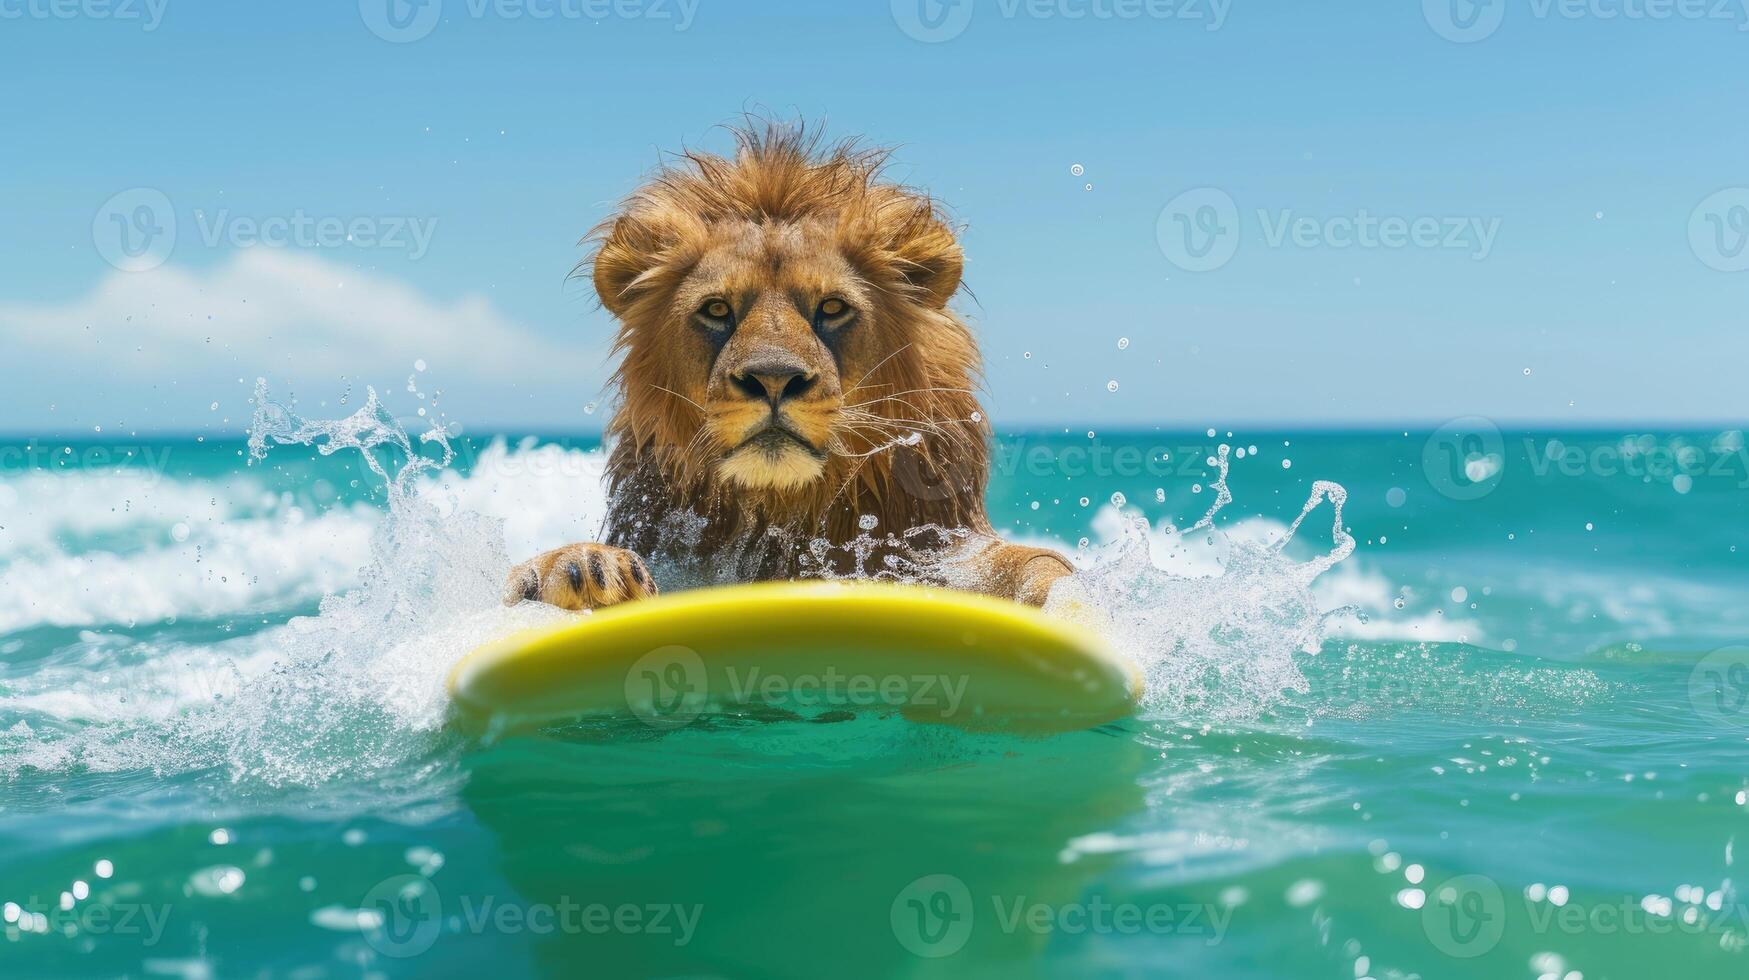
[1,0,1746,436]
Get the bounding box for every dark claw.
[565,560,584,593]
[629,558,647,586]
[519,568,540,602]
[587,552,608,590]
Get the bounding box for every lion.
[505,121,1073,612]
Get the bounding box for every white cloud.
[0,250,610,428]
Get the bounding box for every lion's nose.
[731,359,818,408]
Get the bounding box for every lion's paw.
[503,543,658,611]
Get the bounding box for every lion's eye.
[699,299,733,325]
[816,298,851,323]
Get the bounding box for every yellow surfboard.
[449,581,1140,735]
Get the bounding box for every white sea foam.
[0,498,374,633]
[0,390,584,787]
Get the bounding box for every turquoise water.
[3,423,1747,978]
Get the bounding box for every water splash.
[0,385,571,792]
[1048,444,1356,722]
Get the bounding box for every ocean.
[2,416,1746,978]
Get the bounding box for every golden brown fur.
[506,121,1071,610]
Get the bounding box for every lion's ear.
[591,217,652,319]
[895,218,963,309]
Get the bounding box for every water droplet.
[970,411,983,422]
[170,522,191,543]
[1154,488,1165,502]
[1070,163,1085,176]
[1393,598,1407,610]
[1078,496,1090,507]
[1106,380,1119,392]
[414,359,427,372]
[1117,337,1130,350]
[1022,351,1032,359]
[583,402,597,415]
[1282,459,1293,470]
[858,514,879,531]
[1110,492,1127,507]
[1523,367,1532,376]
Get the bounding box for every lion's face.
[674,218,862,491]
[590,124,988,518]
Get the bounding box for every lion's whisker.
[649,384,706,414]
[844,342,913,396]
